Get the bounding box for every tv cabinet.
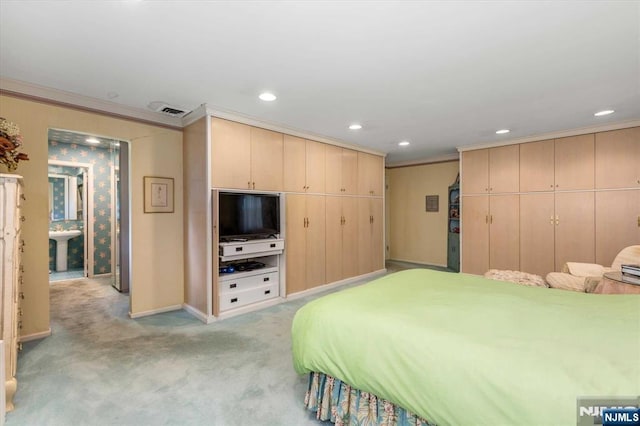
[218,239,284,312]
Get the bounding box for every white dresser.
[0,174,23,412]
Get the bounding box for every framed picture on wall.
[143,176,174,213]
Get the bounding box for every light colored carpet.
[10,261,445,425]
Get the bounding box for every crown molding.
[457,119,640,152]
[0,77,183,130]
[385,153,459,168]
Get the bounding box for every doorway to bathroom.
[47,129,130,293]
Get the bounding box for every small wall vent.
[148,101,190,118]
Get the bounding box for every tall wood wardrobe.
[183,108,385,322]
[460,126,640,277]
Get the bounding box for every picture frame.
[143,176,174,213]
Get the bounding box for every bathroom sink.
[49,229,82,241]
[49,230,82,272]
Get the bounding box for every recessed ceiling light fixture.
[85,137,100,144]
[496,129,510,134]
[398,141,410,146]
[349,124,362,130]
[259,92,277,102]
[594,109,614,117]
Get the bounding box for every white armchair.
[546,245,640,292]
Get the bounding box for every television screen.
[219,193,280,240]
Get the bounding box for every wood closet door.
[325,145,343,194]
[554,134,594,190]
[489,194,520,271]
[595,127,640,189]
[210,118,251,189]
[250,127,283,191]
[305,140,326,193]
[357,197,373,275]
[305,195,326,289]
[595,190,640,266]
[520,140,554,192]
[325,196,343,283]
[342,149,358,195]
[342,197,359,279]
[461,195,489,275]
[555,192,595,269]
[461,149,489,195]
[370,198,384,272]
[489,145,519,193]
[286,194,307,295]
[283,135,306,192]
[520,193,555,277]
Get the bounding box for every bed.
[291,269,640,425]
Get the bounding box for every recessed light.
[496,129,510,134]
[259,92,277,102]
[594,110,614,117]
[349,124,362,130]
[85,138,100,144]
[398,141,410,146]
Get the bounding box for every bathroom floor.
[49,268,85,282]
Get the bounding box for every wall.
[0,94,184,338]
[386,161,459,267]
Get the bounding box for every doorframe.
[48,159,94,277]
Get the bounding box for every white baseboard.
[387,258,448,268]
[91,273,112,278]
[129,304,182,319]
[285,269,387,301]
[19,328,52,342]
[182,303,215,324]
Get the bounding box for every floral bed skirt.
[304,372,434,426]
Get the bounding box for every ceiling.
[1,1,639,164]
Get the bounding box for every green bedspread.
[291,269,640,425]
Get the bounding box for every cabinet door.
[520,139,554,192]
[250,127,283,191]
[461,149,489,195]
[357,152,384,196]
[554,134,594,190]
[342,149,358,195]
[555,192,595,269]
[286,194,307,295]
[325,144,343,194]
[461,196,489,275]
[211,118,251,189]
[305,140,326,193]
[489,195,520,271]
[370,198,384,272]
[283,135,306,192]
[595,190,640,266]
[357,197,373,274]
[489,145,519,193]
[520,193,555,277]
[305,195,326,289]
[595,127,640,189]
[325,196,343,283]
[342,197,359,279]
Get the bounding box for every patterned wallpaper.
[48,140,119,275]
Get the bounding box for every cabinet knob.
[248,181,251,189]
[20,194,26,201]
[20,216,26,222]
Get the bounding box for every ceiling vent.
[148,101,190,118]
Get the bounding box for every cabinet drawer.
[219,240,284,257]
[219,282,279,311]
[219,271,279,293]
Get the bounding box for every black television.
[218,192,280,241]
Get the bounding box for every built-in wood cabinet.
[461,145,519,194]
[210,118,283,191]
[460,194,519,275]
[595,127,640,189]
[326,145,358,195]
[285,194,326,295]
[462,126,638,278]
[283,135,326,193]
[325,196,358,283]
[357,197,384,275]
[357,152,384,196]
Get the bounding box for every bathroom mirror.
[48,166,82,221]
